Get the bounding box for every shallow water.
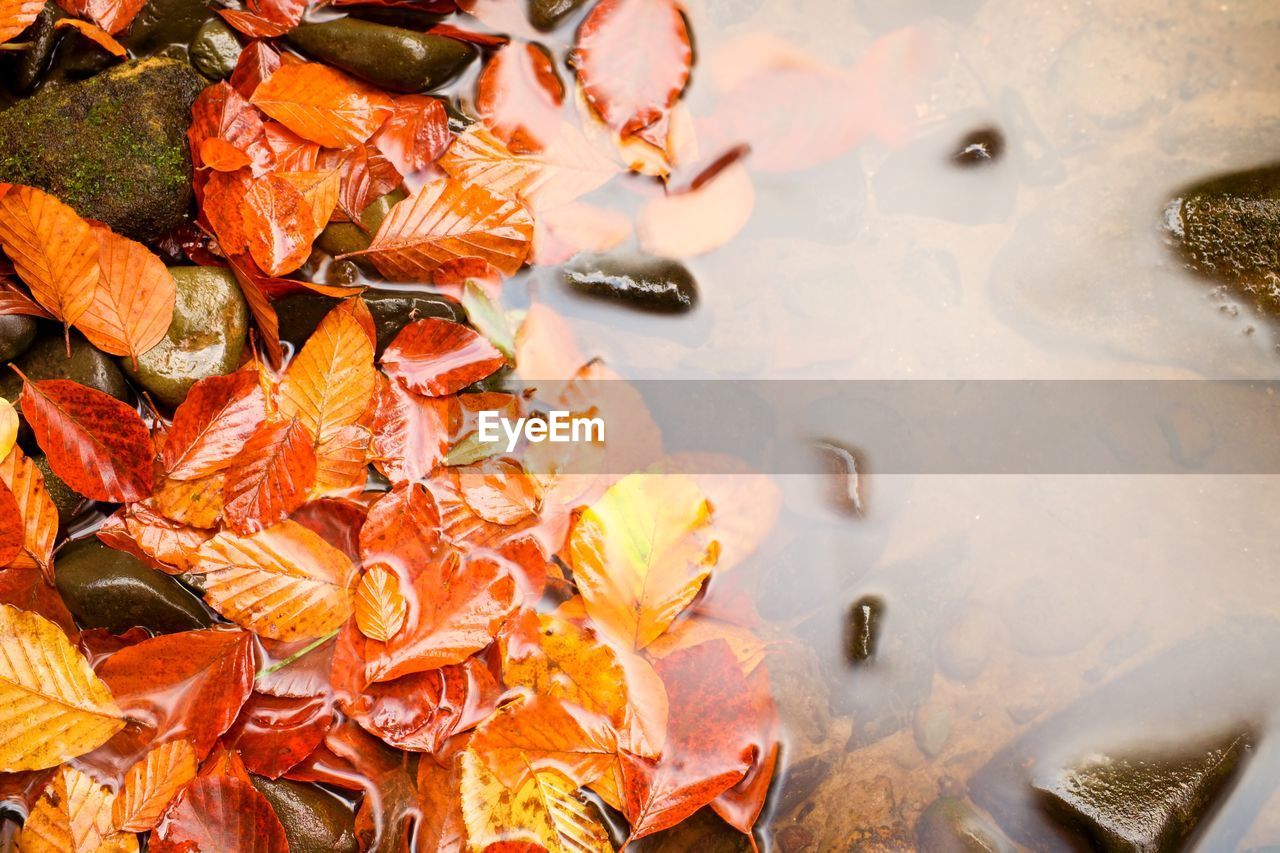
[528,0,1280,849]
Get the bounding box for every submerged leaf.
[381,317,506,398]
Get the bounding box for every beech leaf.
[0,445,57,573]
[354,565,407,642]
[150,775,289,853]
[0,184,99,334]
[112,739,199,832]
[251,61,395,148]
[19,765,137,853]
[163,371,268,481]
[381,317,506,398]
[278,298,377,445]
[79,225,177,364]
[222,417,318,535]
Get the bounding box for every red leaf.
[359,481,442,583]
[251,61,395,148]
[223,692,335,779]
[572,0,692,142]
[368,374,448,484]
[55,0,145,34]
[227,254,285,368]
[381,317,505,397]
[230,40,282,100]
[319,144,403,223]
[217,0,303,38]
[223,418,318,536]
[188,82,272,176]
[426,21,507,47]
[0,480,22,566]
[0,280,55,320]
[620,640,767,840]
[163,370,268,481]
[476,42,565,153]
[371,95,452,176]
[151,776,289,853]
[0,566,76,637]
[20,378,154,502]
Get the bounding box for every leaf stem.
[254,628,339,680]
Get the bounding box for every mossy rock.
[0,58,202,242]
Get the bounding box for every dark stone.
[122,0,217,58]
[122,266,249,407]
[188,18,241,80]
[1168,165,1280,317]
[54,539,214,634]
[286,19,477,93]
[32,454,84,526]
[251,777,358,853]
[917,797,1014,853]
[952,127,1005,167]
[0,315,37,363]
[527,0,589,31]
[564,254,699,314]
[845,595,884,663]
[315,189,405,269]
[0,334,129,413]
[7,3,58,94]
[276,289,465,357]
[1033,733,1249,853]
[0,58,202,242]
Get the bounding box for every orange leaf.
[222,418,318,536]
[476,41,565,153]
[0,0,43,44]
[277,298,376,445]
[242,172,320,276]
[349,178,533,280]
[368,374,448,484]
[229,40,281,101]
[112,740,198,832]
[0,446,58,574]
[251,61,394,148]
[458,457,541,526]
[381,317,506,398]
[275,168,341,239]
[53,18,127,55]
[122,501,214,573]
[153,469,226,529]
[635,161,754,258]
[188,83,271,175]
[469,695,617,789]
[150,776,288,853]
[0,184,99,333]
[353,565,406,642]
[0,479,21,566]
[163,371,268,481]
[371,94,452,176]
[312,423,370,497]
[226,254,285,369]
[78,224,176,363]
[54,0,144,34]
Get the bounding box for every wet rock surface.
[917,797,1014,853]
[0,315,37,364]
[845,594,884,663]
[4,3,58,94]
[316,189,405,266]
[564,254,699,314]
[54,539,214,634]
[1033,732,1250,852]
[251,777,358,853]
[527,0,590,31]
[0,58,202,241]
[122,266,248,407]
[33,454,84,527]
[123,0,216,57]
[286,19,477,93]
[1,334,130,411]
[276,288,465,356]
[952,127,1006,167]
[189,18,241,80]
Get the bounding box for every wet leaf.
[371,94,452,176]
[251,61,395,148]
[216,0,302,38]
[188,82,271,174]
[194,520,357,640]
[500,610,627,726]
[0,604,124,772]
[222,417,318,535]
[476,42,565,153]
[312,423,371,496]
[20,378,154,503]
[55,0,144,34]
[460,750,612,852]
[469,695,617,788]
[0,184,99,333]
[382,317,506,398]
[242,171,324,276]
[568,473,718,649]
[461,280,517,360]
[0,446,57,573]
[150,775,289,853]
[163,371,268,481]
[152,468,225,529]
[368,374,449,483]
[122,500,215,573]
[79,225,177,363]
[226,253,285,369]
[53,18,127,55]
[354,564,407,642]
[230,40,281,100]
[0,479,22,567]
[636,161,754,258]
[0,0,43,43]
[572,0,692,143]
[278,298,376,445]
[112,740,198,832]
[0,279,56,320]
[458,457,540,526]
[323,143,403,223]
[19,765,137,853]
[222,690,333,778]
[349,178,534,280]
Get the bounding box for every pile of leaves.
[0,0,815,848]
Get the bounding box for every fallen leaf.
[0,279,56,320]
[368,374,449,483]
[349,178,534,280]
[79,225,176,364]
[458,456,540,525]
[242,171,321,276]
[312,423,371,496]
[354,564,407,642]
[52,17,127,55]
[381,317,506,398]
[278,298,376,445]
[0,184,99,334]
[19,765,136,853]
[221,690,334,778]
[122,500,215,573]
[372,94,452,175]
[230,40,281,100]
[55,0,144,34]
[226,253,285,369]
[188,82,271,176]
[152,468,225,529]
[500,610,627,726]
[0,603,124,772]
[568,473,718,649]
[0,446,57,573]
[636,161,754,258]
[194,520,357,640]
[252,61,395,148]
[476,42,565,153]
[112,740,199,832]
[0,0,43,44]
[150,775,289,853]
[216,0,303,38]
[20,378,154,502]
[322,144,403,222]
[163,370,268,481]
[469,695,617,788]
[222,417,318,535]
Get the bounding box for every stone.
[189,18,241,80]
[54,539,213,634]
[123,0,217,58]
[32,454,84,527]
[913,702,953,758]
[276,289,465,357]
[5,3,57,94]
[286,19,476,93]
[952,127,1005,167]
[937,607,998,683]
[527,0,590,31]
[564,254,699,314]
[122,266,249,407]
[845,595,884,663]
[251,777,358,853]
[315,189,405,269]
[0,333,129,413]
[916,797,1014,853]
[0,315,37,363]
[0,59,202,241]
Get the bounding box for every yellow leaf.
[501,611,627,726]
[459,750,612,853]
[354,565,406,642]
[152,468,224,530]
[567,473,718,649]
[112,739,198,832]
[469,696,616,789]
[278,299,375,447]
[192,519,357,640]
[0,399,16,461]
[19,766,138,853]
[0,185,98,332]
[77,225,176,364]
[0,604,124,772]
[0,446,55,574]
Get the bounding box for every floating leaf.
[18,765,137,853]
[381,317,506,398]
[461,280,517,360]
[568,473,718,650]
[0,604,124,772]
[20,378,154,502]
[123,500,215,574]
[0,279,56,320]
[501,610,627,726]
[0,446,57,573]
[150,776,289,853]
[469,695,616,788]
[476,41,565,152]
[242,171,322,276]
[349,178,534,280]
[194,520,357,641]
[636,160,754,258]
[458,457,540,526]
[79,225,176,364]
[55,0,144,34]
[368,374,448,484]
[278,298,376,445]
[163,371,268,481]
[0,184,99,333]
[229,39,281,100]
[222,417,318,535]
[251,61,395,148]
[354,565,407,642]
[188,82,271,174]
[112,740,199,832]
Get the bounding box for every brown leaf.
[150,775,289,852]
[78,224,176,363]
[0,184,99,333]
[251,61,395,148]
